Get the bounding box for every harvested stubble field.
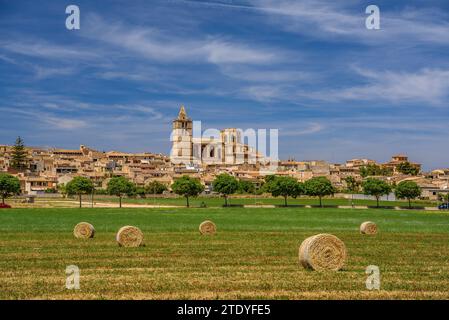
[1,207,449,299]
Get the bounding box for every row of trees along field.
[0,172,430,209]
[344,176,423,208]
[210,174,424,208]
[58,176,170,208]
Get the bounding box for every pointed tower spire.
[178,105,187,120]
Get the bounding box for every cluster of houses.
[1,107,448,200]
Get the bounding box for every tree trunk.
[284,196,288,207]
[119,196,122,208]
[1,196,4,205]
[376,196,380,208]
[351,193,354,208]
[319,196,322,207]
[186,196,189,208]
[224,195,228,207]
[79,194,82,208]
[408,198,411,209]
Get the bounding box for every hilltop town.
[1,106,448,200]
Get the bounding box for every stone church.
[170,105,264,166]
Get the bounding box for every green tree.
[394,181,421,208]
[10,136,27,171]
[360,164,393,177]
[57,183,67,198]
[135,187,146,198]
[304,176,336,207]
[344,176,360,207]
[0,173,21,204]
[396,162,420,176]
[362,178,392,208]
[66,176,94,208]
[212,173,239,206]
[145,180,168,195]
[171,175,204,207]
[344,176,359,192]
[237,180,256,194]
[438,193,449,205]
[261,175,277,193]
[107,176,136,208]
[269,176,304,206]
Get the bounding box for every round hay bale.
[360,221,377,235]
[199,220,216,235]
[299,233,347,271]
[116,226,144,247]
[73,222,95,239]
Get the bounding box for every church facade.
[170,106,264,166]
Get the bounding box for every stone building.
[170,105,264,167]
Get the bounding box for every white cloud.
[33,66,75,79]
[281,123,324,136]
[202,40,275,64]
[240,85,286,102]
[219,65,311,83]
[250,0,449,45]
[43,117,87,129]
[301,68,449,105]
[81,14,278,65]
[0,41,98,60]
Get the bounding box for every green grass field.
[1,207,449,299]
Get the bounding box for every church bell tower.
[171,105,193,164]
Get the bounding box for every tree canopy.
[171,175,204,207]
[304,176,335,207]
[262,175,277,193]
[145,180,168,195]
[396,162,420,176]
[0,173,21,204]
[439,193,449,203]
[212,173,239,206]
[10,136,27,171]
[237,180,256,194]
[107,176,136,208]
[344,176,360,193]
[362,178,392,207]
[394,180,421,208]
[66,176,94,208]
[360,164,393,178]
[269,176,303,206]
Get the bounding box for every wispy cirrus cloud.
[0,40,99,60]
[33,66,76,79]
[299,67,449,106]
[81,14,279,65]
[219,64,312,83]
[233,66,449,106]
[280,122,324,136]
[0,106,88,130]
[250,0,449,45]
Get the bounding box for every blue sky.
[1,0,449,170]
